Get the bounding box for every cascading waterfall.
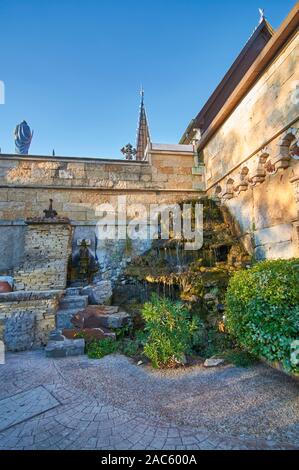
[112,198,250,319]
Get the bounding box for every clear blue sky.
[0,0,296,158]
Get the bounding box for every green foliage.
[199,328,233,358]
[225,259,299,373]
[141,294,202,368]
[87,338,118,359]
[119,339,140,357]
[112,323,133,340]
[223,349,258,367]
[86,328,146,360]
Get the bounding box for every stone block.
[45,338,85,358]
[81,281,112,305]
[72,305,131,329]
[255,241,295,260]
[203,358,225,367]
[254,223,293,246]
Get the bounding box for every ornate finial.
[43,199,58,219]
[26,198,70,224]
[140,85,144,104]
[258,8,265,24]
[121,143,137,160]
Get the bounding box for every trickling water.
[112,198,250,309]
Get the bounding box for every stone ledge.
[0,290,63,302]
[0,220,26,226]
[0,154,150,165]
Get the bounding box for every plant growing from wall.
[225,259,299,374]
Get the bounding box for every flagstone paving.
[0,350,298,450]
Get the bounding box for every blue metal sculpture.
[14,120,33,154]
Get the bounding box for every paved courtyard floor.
[0,350,298,450]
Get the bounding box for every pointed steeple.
[136,88,150,161]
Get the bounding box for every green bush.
[86,329,146,360]
[141,294,202,368]
[199,328,233,359]
[225,259,299,373]
[87,338,118,359]
[223,349,258,367]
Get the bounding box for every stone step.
[72,305,131,329]
[45,337,85,358]
[56,308,83,329]
[59,295,88,310]
[95,311,131,329]
[62,327,116,341]
[65,287,82,296]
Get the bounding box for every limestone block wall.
[0,221,25,272]
[0,290,61,351]
[203,29,299,259]
[13,222,72,291]
[0,149,202,275]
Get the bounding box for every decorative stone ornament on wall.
[272,127,299,171]
[234,166,250,193]
[217,128,299,204]
[250,148,269,185]
[222,178,235,200]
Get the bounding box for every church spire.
[136,87,150,161]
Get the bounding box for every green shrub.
[223,349,258,367]
[199,328,233,358]
[86,329,146,360]
[141,294,202,368]
[225,259,299,373]
[119,339,140,357]
[87,338,118,359]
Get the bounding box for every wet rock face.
[112,198,250,321]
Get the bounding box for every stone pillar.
[14,220,72,291]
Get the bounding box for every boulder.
[45,338,85,358]
[204,293,217,302]
[203,358,225,367]
[62,327,116,341]
[71,305,131,330]
[81,281,112,305]
[48,329,65,341]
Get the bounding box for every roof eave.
[194,3,299,152]
[180,5,298,145]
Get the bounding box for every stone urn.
[0,276,13,293]
[0,281,12,293]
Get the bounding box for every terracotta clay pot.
[0,281,12,293]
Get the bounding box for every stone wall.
[13,222,72,291]
[0,221,25,272]
[203,29,299,259]
[0,290,61,351]
[0,146,200,211]
[0,147,203,277]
